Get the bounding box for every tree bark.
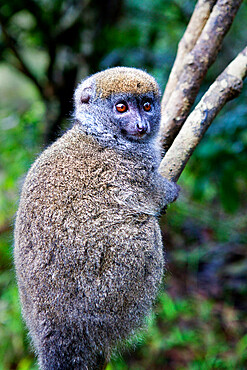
[159,46,247,182]
[162,0,217,108]
[160,0,243,152]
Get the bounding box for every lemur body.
[14,67,179,369]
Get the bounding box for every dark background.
[0,1,247,368]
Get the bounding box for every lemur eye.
[143,101,152,112]
[116,102,128,113]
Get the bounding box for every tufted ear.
[74,77,95,108]
[80,87,92,104]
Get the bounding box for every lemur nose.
[136,121,148,133]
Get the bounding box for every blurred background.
[0,0,247,369]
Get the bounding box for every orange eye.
[116,102,128,113]
[143,101,151,112]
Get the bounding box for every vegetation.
[0,0,247,368]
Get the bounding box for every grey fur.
[14,67,179,369]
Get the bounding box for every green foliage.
[109,290,247,369]
[0,261,37,370]
[0,96,44,368]
[0,101,44,224]
[187,92,247,213]
[0,65,44,368]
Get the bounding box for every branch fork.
[159,0,247,182]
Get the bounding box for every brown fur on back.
[14,125,164,368]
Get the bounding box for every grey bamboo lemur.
[14,67,179,369]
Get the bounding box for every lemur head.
[74,67,161,143]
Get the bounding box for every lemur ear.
[80,87,92,104]
[74,77,95,107]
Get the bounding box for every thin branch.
[159,46,247,182]
[0,16,44,97]
[0,221,12,235]
[160,0,243,151]
[162,0,217,108]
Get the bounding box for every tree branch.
[0,16,44,97]
[160,0,243,151]
[162,0,217,108]
[159,46,247,182]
